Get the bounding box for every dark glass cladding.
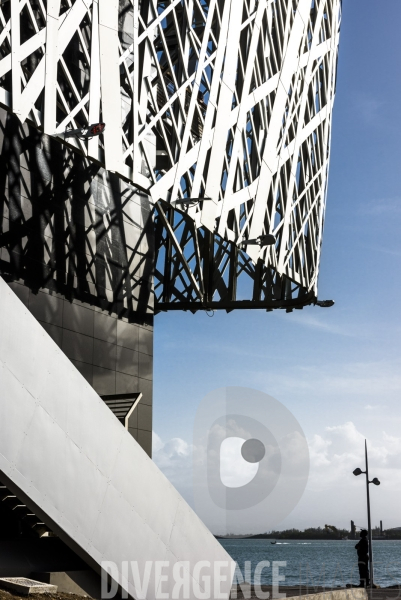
[0,108,154,457]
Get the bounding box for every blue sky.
[152,1,401,532]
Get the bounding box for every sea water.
[219,539,401,588]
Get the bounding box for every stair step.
[11,503,26,508]
[2,496,19,509]
[32,524,51,538]
[22,515,41,525]
[0,487,54,537]
[0,490,15,499]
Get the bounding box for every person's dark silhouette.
[355,529,369,587]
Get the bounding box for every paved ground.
[0,584,399,600]
[0,591,87,600]
[367,590,401,600]
[230,586,401,600]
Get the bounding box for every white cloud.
[152,433,194,503]
[281,312,356,337]
[352,93,385,125]
[153,423,401,531]
[152,431,164,452]
[249,358,401,402]
[308,422,401,492]
[274,423,401,530]
[359,197,401,216]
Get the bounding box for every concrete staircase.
[0,276,234,600]
[0,482,53,538]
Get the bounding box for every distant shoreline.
[216,535,400,541]
[214,525,401,541]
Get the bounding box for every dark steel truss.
[0,0,342,313]
[154,201,316,313]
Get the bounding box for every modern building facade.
[0,0,342,433]
[0,107,154,455]
[0,0,342,595]
[0,0,342,314]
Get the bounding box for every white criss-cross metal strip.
[0,0,341,300]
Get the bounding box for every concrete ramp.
[0,277,234,599]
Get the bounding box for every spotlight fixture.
[64,123,106,140]
[172,197,213,207]
[316,300,335,308]
[239,234,276,249]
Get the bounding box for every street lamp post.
[353,440,380,589]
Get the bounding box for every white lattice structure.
[0,0,341,300]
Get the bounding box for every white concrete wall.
[0,276,234,600]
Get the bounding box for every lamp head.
[89,122,105,136]
[353,468,363,476]
[371,478,380,486]
[258,234,276,247]
[173,197,212,207]
[316,300,335,308]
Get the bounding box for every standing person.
[355,530,369,587]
